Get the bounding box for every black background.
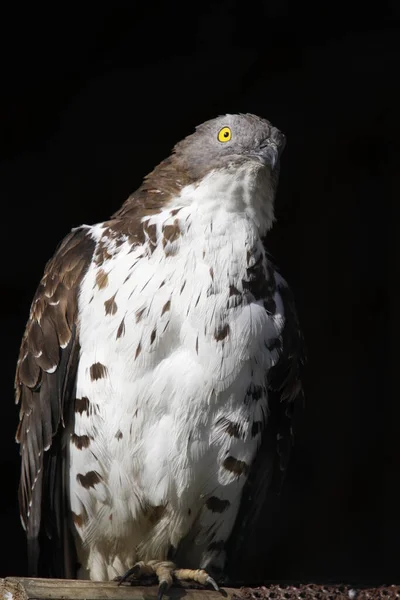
[1,3,399,585]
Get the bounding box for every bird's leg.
[117,560,219,600]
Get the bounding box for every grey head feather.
[172,113,286,181]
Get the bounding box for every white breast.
[68,171,284,580]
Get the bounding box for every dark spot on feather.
[223,456,249,476]
[188,508,192,516]
[251,421,263,437]
[180,281,186,294]
[109,513,113,521]
[135,342,142,360]
[72,511,84,528]
[71,433,91,449]
[170,207,182,217]
[123,273,131,284]
[202,250,206,259]
[104,293,118,316]
[96,269,109,289]
[115,430,123,440]
[161,300,171,316]
[207,540,225,552]
[162,219,181,247]
[229,284,241,296]
[242,276,269,301]
[195,293,201,307]
[241,252,272,301]
[75,397,89,414]
[264,297,276,314]
[76,471,102,489]
[150,328,157,345]
[206,496,230,513]
[145,504,166,524]
[267,336,282,352]
[245,383,264,403]
[209,267,214,280]
[163,320,170,333]
[196,336,199,354]
[90,362,108,381]
[216,417,242,438]
[159,280,165,288]
[116,317,126,339]
[214,323,230,341]
[136,307,146,322]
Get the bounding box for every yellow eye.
[218,126,232,143]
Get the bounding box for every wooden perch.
[0,578,229,600]
[2,578,400,600]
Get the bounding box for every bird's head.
[174,113,286,178]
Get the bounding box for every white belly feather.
[68,192,284,580]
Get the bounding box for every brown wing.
[15,226,95,577]
[225,270,306,584]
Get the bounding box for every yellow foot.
[117,559,220,600]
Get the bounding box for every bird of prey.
[15,113,305,594]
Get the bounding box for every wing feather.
[225,269,306,583]
[15,226,95,576]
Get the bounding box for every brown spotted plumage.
[214,323,230,341]
[161,300,171,316]
[76,471,102,489]
[206,497,230,513]
[71,434,91,450]
[89,362,108,381]
[75,396,90,414]
[223,456,250,477]
[116,317,125,339]
[104,293,118,316]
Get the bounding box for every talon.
[157,580,170,600]
[206,575,220,592]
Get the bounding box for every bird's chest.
[78,211,281,390]
[73,212,283,500]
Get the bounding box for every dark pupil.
[223,131,229,137]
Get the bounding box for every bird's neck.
[113,161,275,239]
[166,166,276,238]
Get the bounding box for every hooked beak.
[255,131,286,169]
[256,142,280,169]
